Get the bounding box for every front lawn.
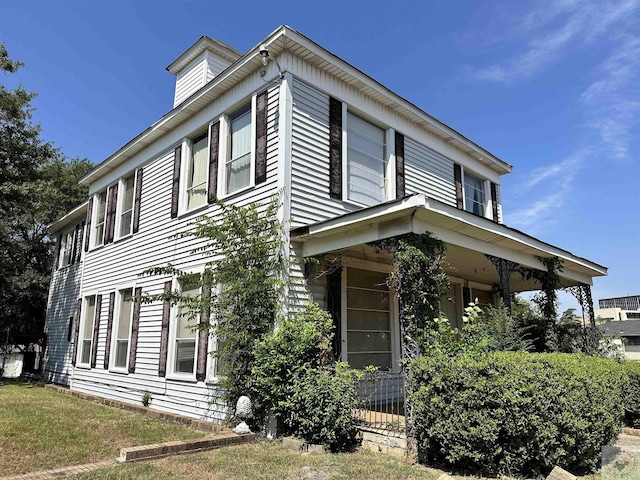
[0,382,205,476]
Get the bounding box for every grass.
[69,440,443,480]
[0,381,205,476]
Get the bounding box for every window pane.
[94,192,106,245]
[81,340,91,364]
[117,289,133,340]
[175,339,196,374]
[227,109,251,194]
[347,310,390,331]
[83,296,95,340]
[347,268,388,290]
[115,340,128,368]
[347,331,391,353]
[464,173,486,216]
[348,353,391,370]
[119,176,135,236]
[187,136,208,209]
[347,113,386,206]
[347,288,389,310]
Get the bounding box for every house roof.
[80,25,512,186]
[290,193,607,287]
[48,201,88,233]
[600,320,640,337]
[165,35,242,74]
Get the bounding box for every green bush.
[251,303,361,451]
[621,361,640,428]
[282,364,360,452]
[409,352,625,476]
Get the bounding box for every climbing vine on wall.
[517,256,564,325]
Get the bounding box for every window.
[226,106,252,195]
[344,267,394,370]
[440,283,463,331]
[93,191,107,247]
[346,113,387,206]
[464,172,486,216]
[113,288,133,370]
[186,135,208,210]
[173,282,199,375]
[58,230,73,267]
[80,295,96,365]
[118,175,135,237]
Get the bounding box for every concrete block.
[546,466,576,480]
[282,437,304,451]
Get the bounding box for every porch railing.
[354,371,405,434]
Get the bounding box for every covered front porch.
[291,193,607,418]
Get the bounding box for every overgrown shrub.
[621,361,640,428]
[251,303,361,451]
[281,364,360,452]
[410,352,625,476]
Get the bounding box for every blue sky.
[2,0,639,313]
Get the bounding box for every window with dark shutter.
[128,287,142,373]
[491,182,499,222]
[84,198,93,252]
[329,97,343,199]
[208,122,220,204]
[158,280,172,378]
[67,316,74,342]
[104,184,118,244]
[395,132,405,199]
[71,299,82,366]
[132,168,143,233]
[171,145,182,218]
[454,163,463,209]
[255,90,268,185]
[90,295,102,368]
[103,292,115,369]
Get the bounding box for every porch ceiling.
[290,194,607,290]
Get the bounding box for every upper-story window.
[463,171,487,216]
[226,105,252,195]
[346,112,387,206]
[186,134,209,210]
[58,230,73,267]
[118,175,136,237]
[93,191,107,247]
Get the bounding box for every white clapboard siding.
[43,262,82,385]
[70,85,279,422]
[174,54,207,107]
[404,137,456,206]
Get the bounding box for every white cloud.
[471,0,640,83]
[505,151,586,231]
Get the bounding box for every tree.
[0,44,93,340]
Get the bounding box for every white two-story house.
[43,26,607,422]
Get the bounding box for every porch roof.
[290,194,607,289]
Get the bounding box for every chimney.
[166,36,242,108]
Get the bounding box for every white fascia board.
[47,201,88,232]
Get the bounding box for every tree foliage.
[0,44,93,339]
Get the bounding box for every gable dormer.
[166,36,242,108]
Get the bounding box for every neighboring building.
[43,26,607,423]
[600,320,640,361]
[596,295,640,323]
[599,295,640,310]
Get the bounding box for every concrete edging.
[622,427,640,437]
[119,432,256,462]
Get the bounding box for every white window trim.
[217,94,257,200]
[166,271,203,382]
[462,167,490,219]
[77,292,98,368]
[179,129,210,215]
[114,173,137,241]
[341,103,394,208]
[468,281,497,307]
[339,257,400,372]
[90,191,107,249]
[109,284,136,373]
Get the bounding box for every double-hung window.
[93,191,107,247]
[173,281,199,376]
[118,175,136,237]
[186,135,209,210]
[80,295,96,365]
[58,230,73,267]
[226,106,252,195]
[464,172,487,216]
[113,288,133,370]
[346,112,387,206]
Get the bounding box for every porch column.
[485,254,519,313]
[564,284,598,350]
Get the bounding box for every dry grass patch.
[0,382,205,476]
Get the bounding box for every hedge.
[621,361,640,428]
[409,352,626,476]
